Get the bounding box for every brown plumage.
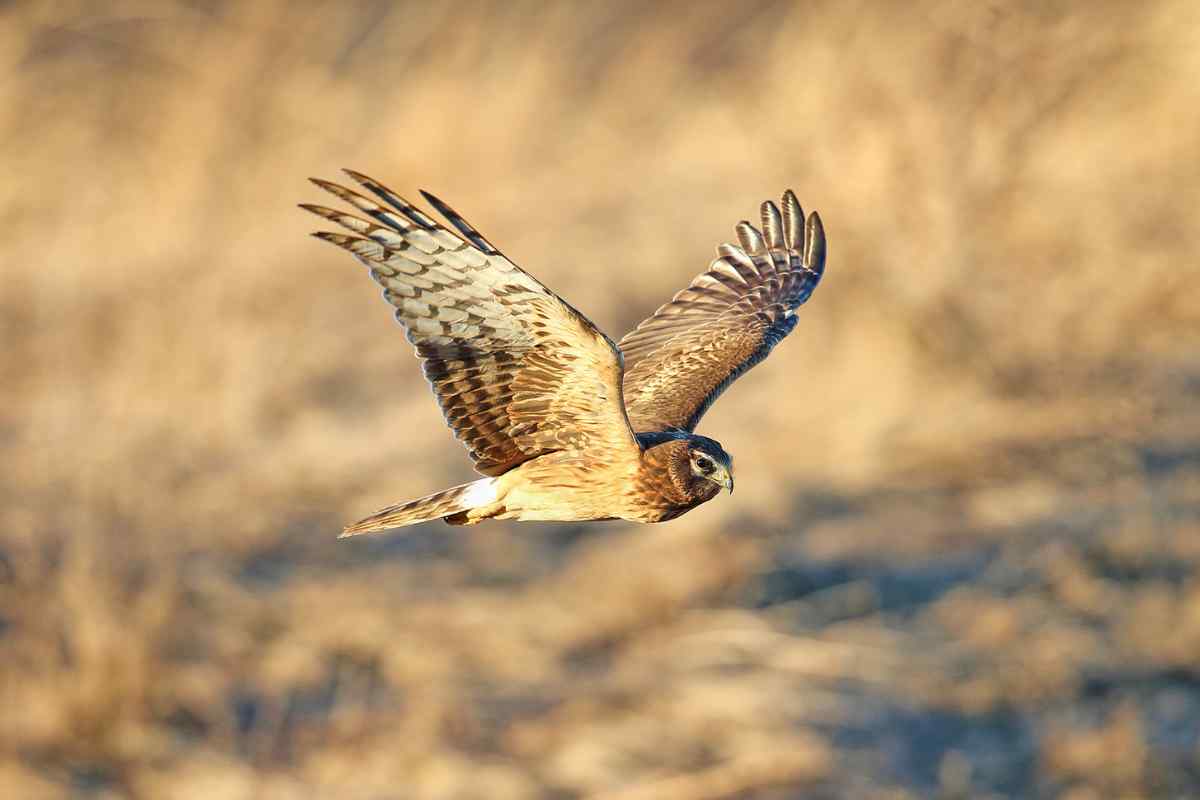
[301,171,826,535]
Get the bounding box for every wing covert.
[618,191,826,433]
[302,171,638,476]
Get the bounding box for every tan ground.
[2,2,1199,797]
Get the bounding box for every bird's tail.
[340,477,499,537]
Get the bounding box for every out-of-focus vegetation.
[2,1,1199,797]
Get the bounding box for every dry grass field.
[3,1,1199,797]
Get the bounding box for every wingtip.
[760,199,784,250]
[310,230,350,245]
[339,518,379,537]
[340,520,397,538]
[807,210,824,236]
[419,188,461,221]
[735,219,766,255]
[780,190,806,250]
[342,168,376,187]
[418,188,501,254]
[310,177,366,205]
[300,203,346,223]
[418,188,450,217]
[804,211,826,271]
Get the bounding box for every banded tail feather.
[340,477,499,536]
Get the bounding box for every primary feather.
[302,171,637,477]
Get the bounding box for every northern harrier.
[301,172,826,535]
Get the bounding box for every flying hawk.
[301,172,826,535]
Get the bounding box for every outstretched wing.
[618,191,826,433]
[302,171,638,476]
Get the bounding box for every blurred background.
[2,1,1199,797]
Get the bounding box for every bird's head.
[686,435,734,494]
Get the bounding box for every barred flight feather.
[618,190,826,432]
[303,171,638,477]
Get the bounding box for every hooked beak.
[721,472,734,494]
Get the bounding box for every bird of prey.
[301,171,826,536]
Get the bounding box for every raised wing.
[302,171,638,476]
[618,191,826,432]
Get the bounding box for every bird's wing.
[617,191,826,433]
[302,171,638,476]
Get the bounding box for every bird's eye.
[694,455,714,474]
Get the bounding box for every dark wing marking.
[302,171,638,476]
[617,190,826,432]
[418,189,501,255]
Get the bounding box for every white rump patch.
[462,477,498,507]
